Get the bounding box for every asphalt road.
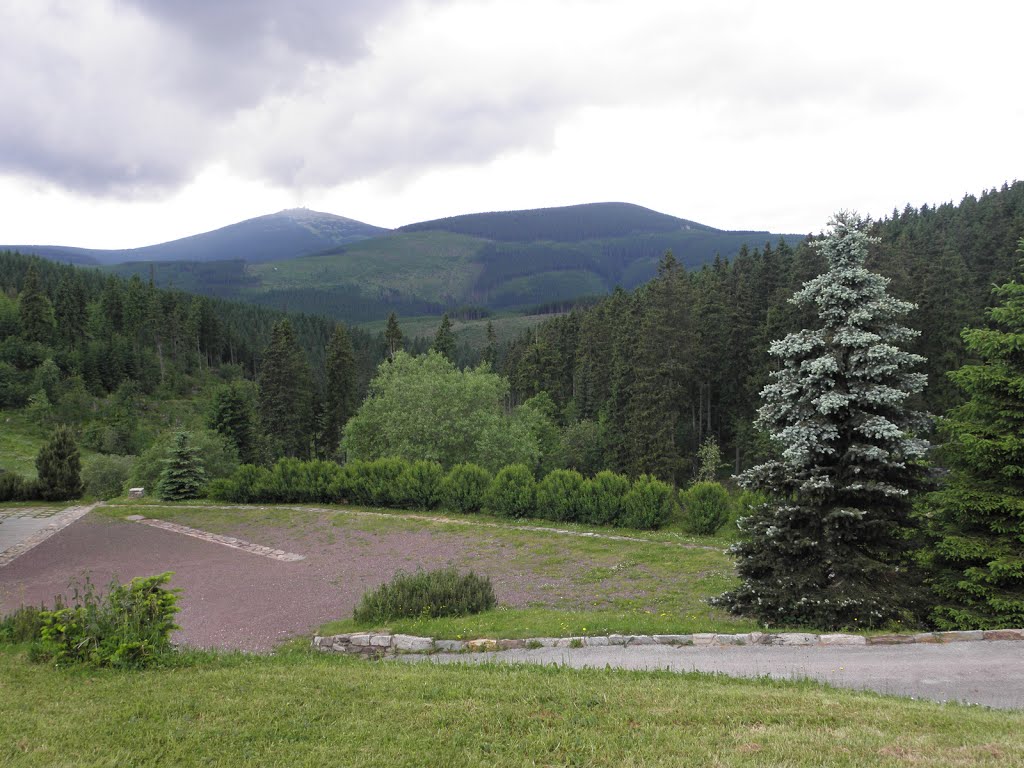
[411,641,1024,710]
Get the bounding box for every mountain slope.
[3,208,389,266]
[399,202,713,242]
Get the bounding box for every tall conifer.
[323,324,357,455]
[715,213,930,629]
[258,319,313,458]
[432,313,457,362]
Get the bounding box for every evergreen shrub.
[395,460,445,509]
[440,463,492,513]
[486,464,536,518]
[621,475,677,530]
[359,457,408,507]
[535,469,587,522]
[0,604,47,643]
[681,482,732,535]
[156,433,206,501]
[207,464,272,503]
[0,471,41,502]
[581,470,631,525]
[82,454,135,499]
[32,573,180,669]
[353,567,495,623]
[35,424,83,501]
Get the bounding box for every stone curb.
[312,627,1024,657]
[124,516,305,562]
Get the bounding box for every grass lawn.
[1,645,1021,767]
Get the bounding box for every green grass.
[0,410,109,480]
[1,645,1021,767]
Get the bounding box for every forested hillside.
[500,182,1024,482]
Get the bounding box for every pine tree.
[483,321,498,366]
[257,319,314,458]
[918,248,1024,629]
[323,324,356,456]
[18,265,55,344]
[35,424,83,501]
[432,313,457,362]
[156,432,207,501]
[715,212,931,629]
[384,312,403,359]
[208,380,260,464]
[53,273,87,347]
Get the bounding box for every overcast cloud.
[0,0,1021,246]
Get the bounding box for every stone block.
[434,639,467,652]
[913,633,939,643]
[348,633,372,646]
[369,634,393,647]
[607,634,626,646]
[691,633,718,646]
[711,634,744,646]
[935,630,984,643]
[498,639,526,650]
[584,636,610,647]
[467,639,498,652]
[778,633,818,646]
[393,634,433,652]
[867,634,917,645]
[625,635,656,646]
[983,629,1024,641]
[819,634,867,646]
[128,488,144,499]
[653,635,691,645]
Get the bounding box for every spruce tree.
[323,324,357,456]
[918,250,1024,629]
[35,424,83,501]
[156,432,207,501]
[384,312,403,359]
[257,319,314,458]
[483,321,498,366]
[715,212,930,629]
[18,265,56,344]
[209,380,260,464]
[432,313,457,362]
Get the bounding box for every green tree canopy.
[918,246,1024,629]
[36,424,83,501]
[257,319,314,459]
[342,351,542,470]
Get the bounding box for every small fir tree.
[917,249,1024,629]
[432,313,457,362]
[156,432,207,501]
[208,380,260,464]
[384,312,403,359]
[715,212,930,629]
[36,424,83,501]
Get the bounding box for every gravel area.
[0,508,618,651]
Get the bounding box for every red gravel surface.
[0,510,569,651]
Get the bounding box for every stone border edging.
[313,627,1024,658]
[124,515,305,562]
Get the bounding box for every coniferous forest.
[1,181,1022,631]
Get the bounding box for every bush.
[581,470,631,526]
[395,460,445,509]
[353,567,495,623]
[486,463,536,518]
[620,475,677,530]
[82,454,135,499]
[257,458,343,503]
[681,481,732,535]
[535,469,587,522]
[36,424,83,501]
[440,463,492,513]
[207,464,272,503]
[32,573,180,669]
[131,429,239,497]
[0,471,41,502]
[359,457,409,507]
[0,604,48,643]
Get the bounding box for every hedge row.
[208,457,744,533]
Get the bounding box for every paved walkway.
[412,641,1024,709]
[0,504,97,568]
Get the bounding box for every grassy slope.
[1,646,1021,767]
[0,410,103,479]
[246,231,486,305]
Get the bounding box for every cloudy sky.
[1,0,1021,248]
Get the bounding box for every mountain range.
[3,202,805,324]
